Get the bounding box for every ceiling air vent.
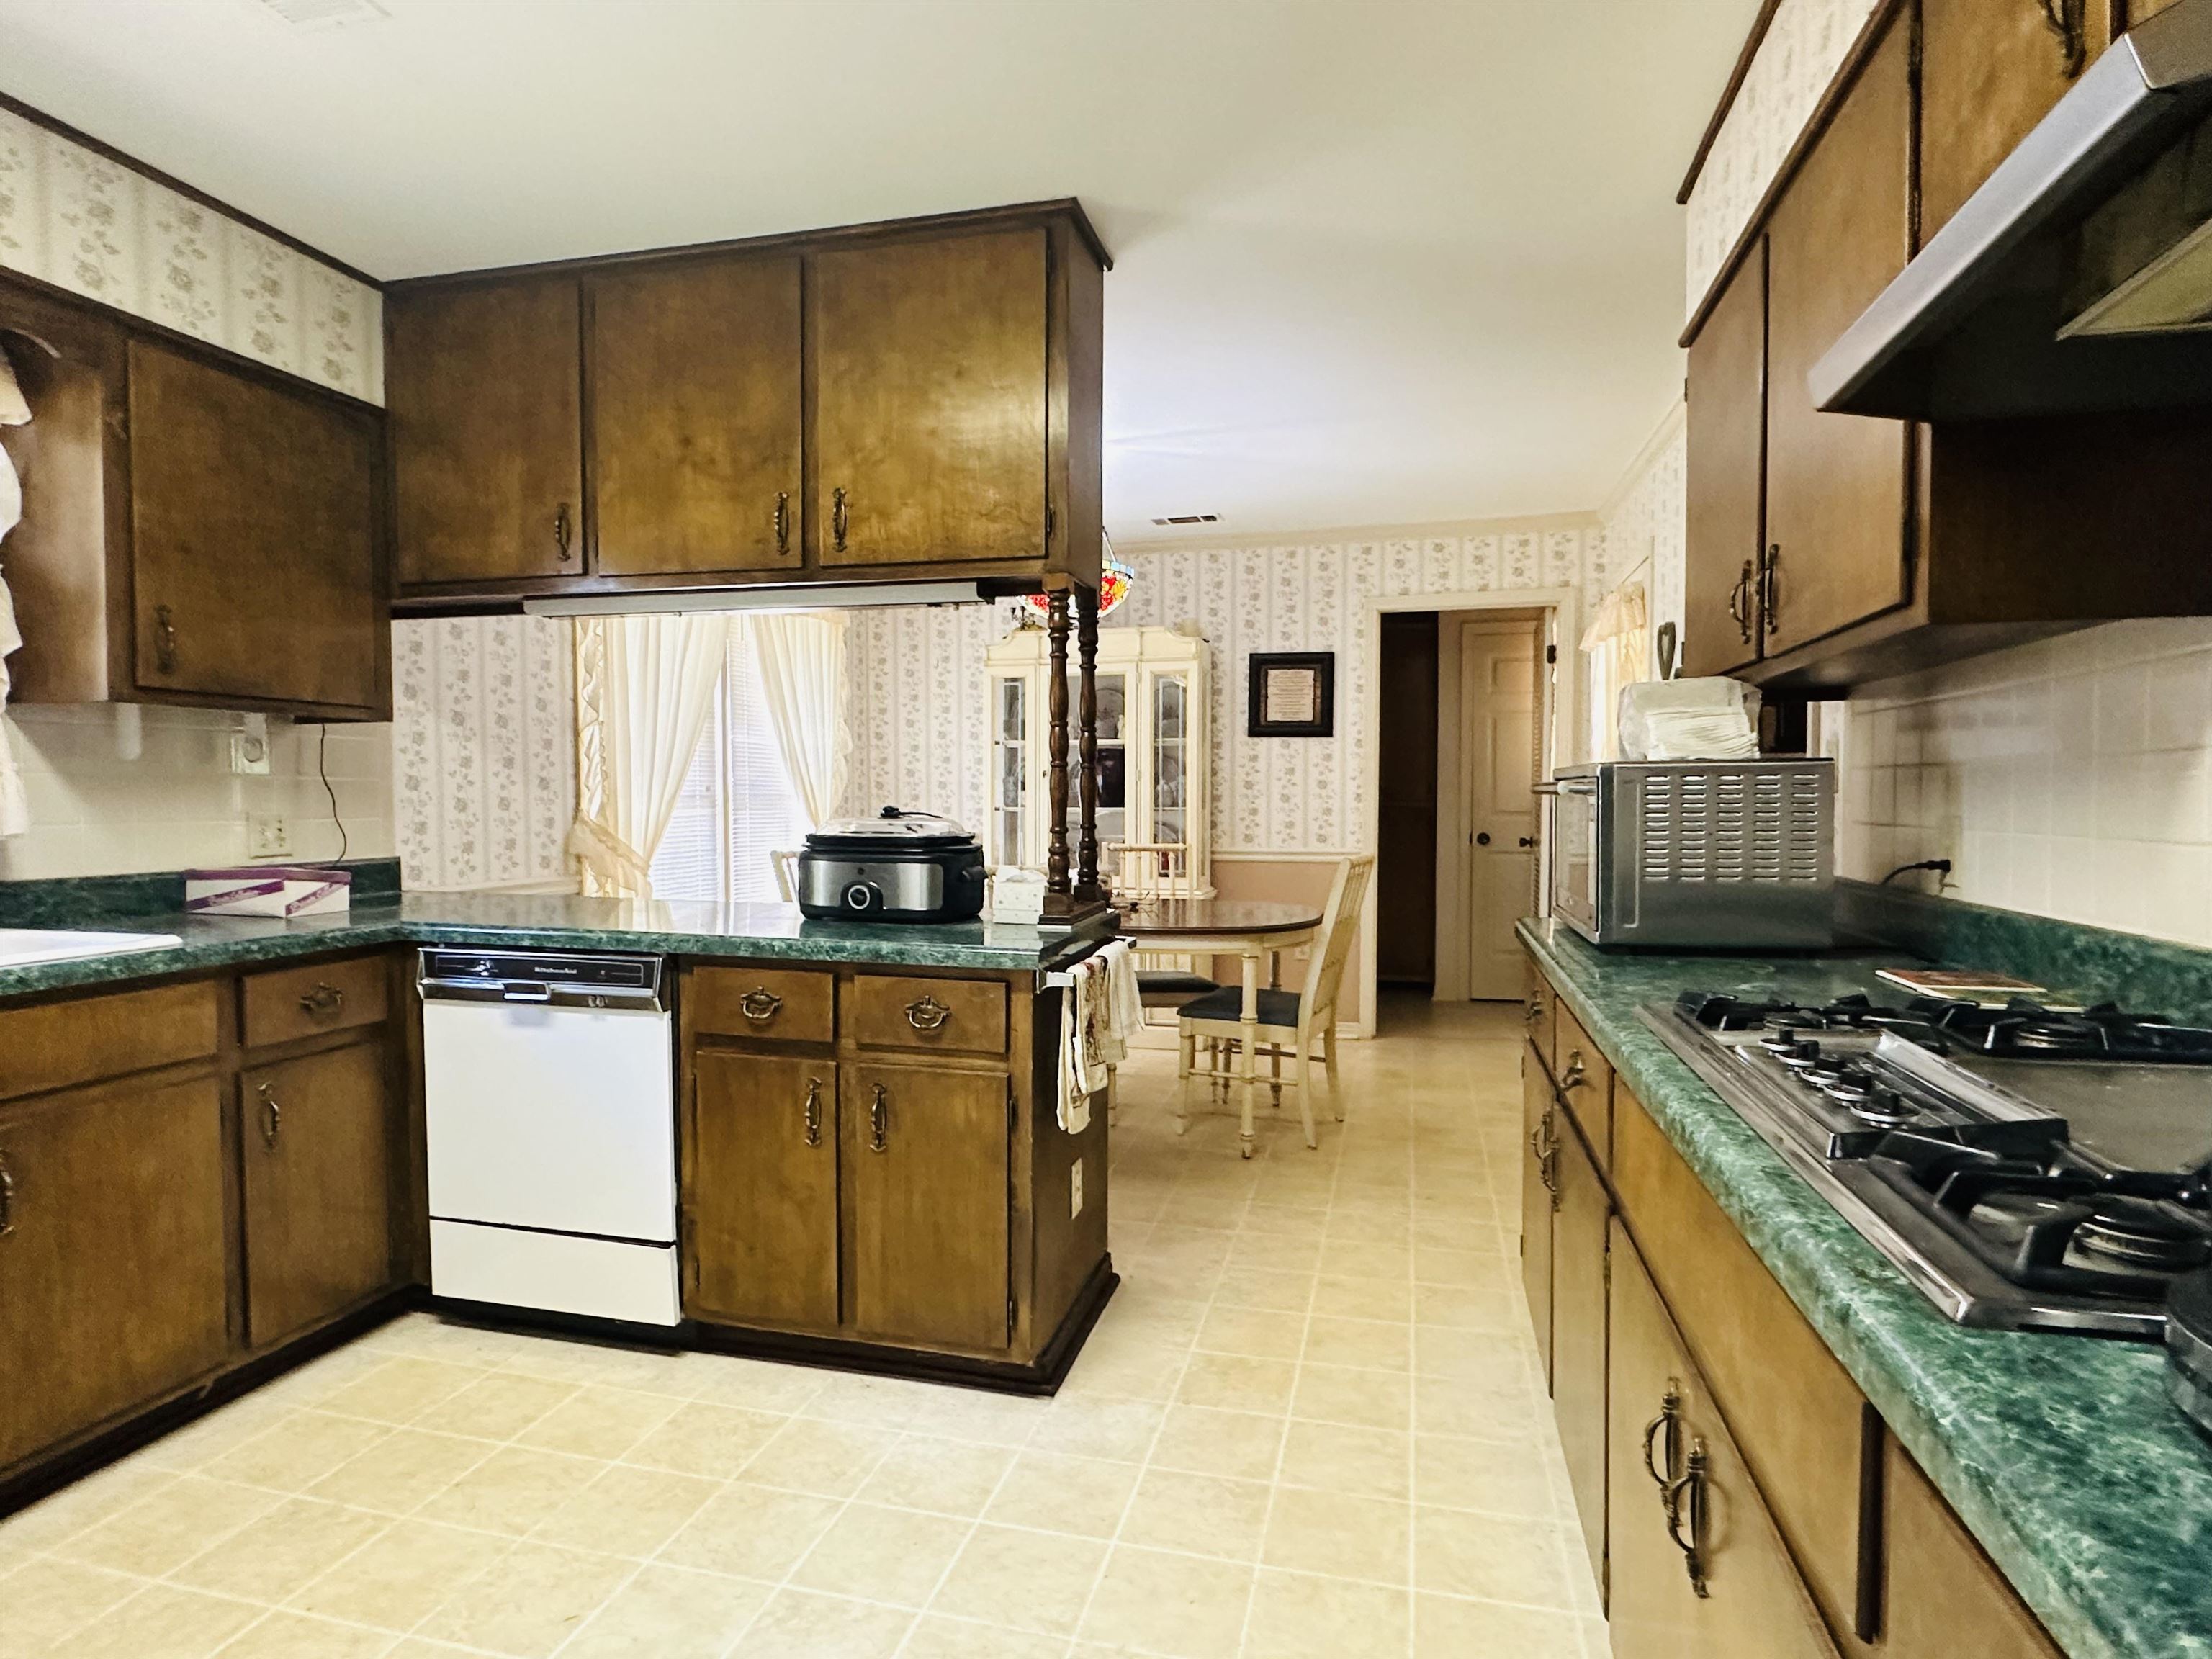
[1151,513,1220,526]
[258,0,390,30]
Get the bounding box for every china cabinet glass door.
[1059,671,1126,851]
[991,674,1026,868]
[1151,672,1190,851]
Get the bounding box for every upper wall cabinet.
[1678,0,2212,693]
[0,271,389,722]
[384,202,1107,611]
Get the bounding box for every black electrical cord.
[318,723,349,866]
[1879,858,1951,886]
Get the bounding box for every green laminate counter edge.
[0,891,1110,1002]
[1516,918,2212,1659]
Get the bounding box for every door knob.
[1475,832,1491,846]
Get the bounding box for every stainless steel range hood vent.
[1811,0,2212,419]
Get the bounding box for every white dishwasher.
[419,948,680,1326]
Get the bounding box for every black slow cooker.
[796,807,988,922]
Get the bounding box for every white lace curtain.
[567,615,732,898]
[1581,580,1650,762]
[744,612,849,830]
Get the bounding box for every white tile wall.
[1820,619,2212,948]
[0,705,394,880]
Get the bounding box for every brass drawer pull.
[773,491,791,555]
[869,1084,889,1153]
[831,486,850,554]
[258,1082,283,1150]
[1642,1385,1683,1488]
[0,1151,14,1238]
[739,989,785,1024]
[803,1076,824,1148]
[904,994,952,1033]
[1664,1440,1712,1598]
[153,603,179,673]
[554,501,575,562]
[299,983,346,1017]
[1523,999,1543,1028]
[2036,0,2085,78]
[1558,1051,1587,1092]
[1529,1110,1560,1207]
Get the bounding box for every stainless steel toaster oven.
[1547,760,1835,949]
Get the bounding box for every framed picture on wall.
[1247,652,1334,738]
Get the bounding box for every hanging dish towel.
[0,339,31,840]
[1058,938,1143,1133]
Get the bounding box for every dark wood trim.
[1676,0,1788,204]
[1075,583,1102,902]
[387,554,1069,617]
[0,93,382,290]
[1856,1403,1887,1642]
[1678,0,1913,349]
[1046,589,1073,902]
[385,198,1113,295]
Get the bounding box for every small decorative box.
[185,866,353,919]
[989,867,1048,925]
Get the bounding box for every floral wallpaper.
[392,617,576,889]
[845,523,1610,857]
[1685,0,1881,318]
[0,105,382,403]
[1596,406,1689,675]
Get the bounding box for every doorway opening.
[1377,613,1441,995]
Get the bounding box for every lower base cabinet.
[0,1076,230,1470]
[241,1039,396,1349]
[1521,1040,1557,1384]
[1881,1439,2063,1659]
[1607,1218,1840,1659]
[1552,1113,1611,1591]
[689,1050,840,1331]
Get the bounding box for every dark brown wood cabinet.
[1552,1113,1611,1590]
[590,256,804,577]
[240,1038,395,1348]
[1607,1220,1841,1659]
[1759,4,1914,661]
[811,229,1049,570]
[387,274,584,587]
[1521,1040,1557,1385]
[0,1075,230,1470]
[688,1048,840,1331]
[0,269,389,722]
[842,1062,1011,1353]
[1683,245,1766,680]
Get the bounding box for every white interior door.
[1462,623,1539,1000]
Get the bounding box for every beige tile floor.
[0,995,1605,1659]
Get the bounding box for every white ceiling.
[0,0,1756,545]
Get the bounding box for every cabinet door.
[1920,0,2110,243]
[590,257,804,577]
[1520,1043,1556,1386]
[0,1076,229,1470]
[811,230,1048,568]
[388,276,583,586]
[842,1064,1010,1352]
[1607,1222,1841,1659]
[1552,1115,1610,1591]
[1683,246,1766,678]
[1762,12,1914,659]
[688,1050,839,1331]
[241,1040,395,1349]
[1881,1437,2063,1658]
[128,341,382,713]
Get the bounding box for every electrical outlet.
[1070,1160,1084,1220]
[248,815,292,858]
[229,732,272,775]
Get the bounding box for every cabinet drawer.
[0,980,220,1102]
[243,955,389,1049]
[848,975,1007,1056]
[691,966,835,1043]
[1552,1002,1612,1167]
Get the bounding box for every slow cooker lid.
[806,805,977,850]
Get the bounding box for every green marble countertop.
[1517,919,2212,1659]
[0,891,1107,1002]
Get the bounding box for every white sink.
[0,929,185,968]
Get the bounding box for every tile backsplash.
[1822,618,2212,950]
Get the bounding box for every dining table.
[1113,896,1326,1156]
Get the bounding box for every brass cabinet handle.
[1663,1440,1712,1598]
[1529,1110,1560,1206]
[1523,999,1543,1028]
[1642,1385,1683,1488]
[554,501,574,562]
[258,1082,282,1150]
[739,989,784,1024]
[299,983,345,1017]
[0,1151,14,1238]
[153,603,179,673]
[1558,1051,1587,1092]
[2036,0,2086,77]
[1761,544,1781,634]
[773,491,791,555]
[831,486,850,554]
[904,994,952,1033]
[803,1076,824,1148]
[1726,561,1754,644]
[868,1083,889,1153]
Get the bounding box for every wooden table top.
[1113,898,1323,938]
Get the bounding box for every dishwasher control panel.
[418,949,663,1008]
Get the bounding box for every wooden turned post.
[1045,588,1072,903]
[1076,581,1103,902]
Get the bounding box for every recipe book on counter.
[1875,967,2063,1007]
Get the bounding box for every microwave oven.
[1548,760,1835,949]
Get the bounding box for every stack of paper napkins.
[1618,678,1763,760]
[186,866,352,918]
[989,867,1048,925]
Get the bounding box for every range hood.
[1812,0,2212,419]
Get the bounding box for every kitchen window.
[649,631,814,904]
